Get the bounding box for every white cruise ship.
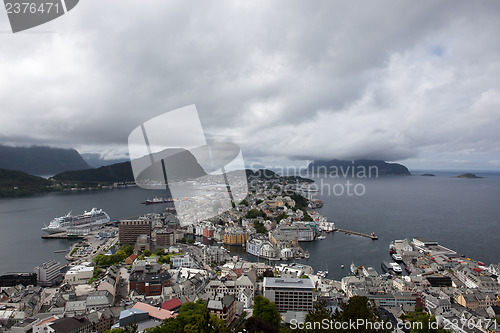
[41,208,110,234]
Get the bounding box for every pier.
[335,228,378,240]
[41,233,83,239]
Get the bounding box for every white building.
[64,263,94,285]
[34,261,62,287]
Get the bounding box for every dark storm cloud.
[0,0,499,168]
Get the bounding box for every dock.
[41,233,83,239]
[335,228,378,240]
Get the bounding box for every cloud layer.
[1,0,499,169]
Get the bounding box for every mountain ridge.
[0,145,91,175]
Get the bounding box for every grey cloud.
[0,0,500,169]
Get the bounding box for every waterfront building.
[223,227,248,245]
[246,234,278,259]
[34,260,62,287]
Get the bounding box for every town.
[0,173,499,333]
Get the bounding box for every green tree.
[187,238,195,244]
[143,249,152,257]
[120,244,134,256]
[401,310,446,333]
[304,300,335,333]
[337,296,381,333]
[254,221,267,234]
[252,295,281,327]
[239,199,249,206]
[246,209,265,219]
[145,299,229,333]
[107,324,138,333]
[115,250,127,262]
[275,212,289,223]
[154,247,165,256]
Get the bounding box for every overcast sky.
[1,0,499,170]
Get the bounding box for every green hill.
[0,169,53,197]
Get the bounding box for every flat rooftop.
[263,277,314,289]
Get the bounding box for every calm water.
[229,170,500,280]
[0,171,499,280]
[0,187,169,274]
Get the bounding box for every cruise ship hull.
[41,208,110,234]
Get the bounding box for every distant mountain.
[53,161,135,183]
[307,159,411,176]
[0,145,91,175]
[243,169,313,182]
[0,168,52,197]
[81,153,130,168]
[54,148,207,183]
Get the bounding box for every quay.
[41,233,83,239]
[335,228,378,240]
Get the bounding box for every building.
[0,273,37,287]
[207,294,236,325]
[223,228,248,245]
[263,277,314,312]
[351,290,421,309]
[87,309,115,333]
[129,261,171,296]
[171,254,196,268]
[269,227,298,249]
[119,220,151,245]
[46,316,92,333]
[67,226,91,237]
[134,234,151,253]
[247,234,278,259]
[156,230,175,247]
[203,246,227,265]
[34,261,62,287]
[64,263,94,285]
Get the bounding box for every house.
[129,261,171,296]
[131,302,177,321]
[207,294,236,326]
[161,298,182,312]
[125,254,137,265]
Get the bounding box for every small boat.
[389,242,396,254]
[350,262,357,275]
[341,265,345,269]
[392,253,403,262]
[317,235,326,240]
[304,251,310,259]
[390,263,402,274]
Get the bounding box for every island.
[455,173,483,179]
[306,159,411,176]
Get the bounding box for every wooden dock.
[335,228,378,240]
